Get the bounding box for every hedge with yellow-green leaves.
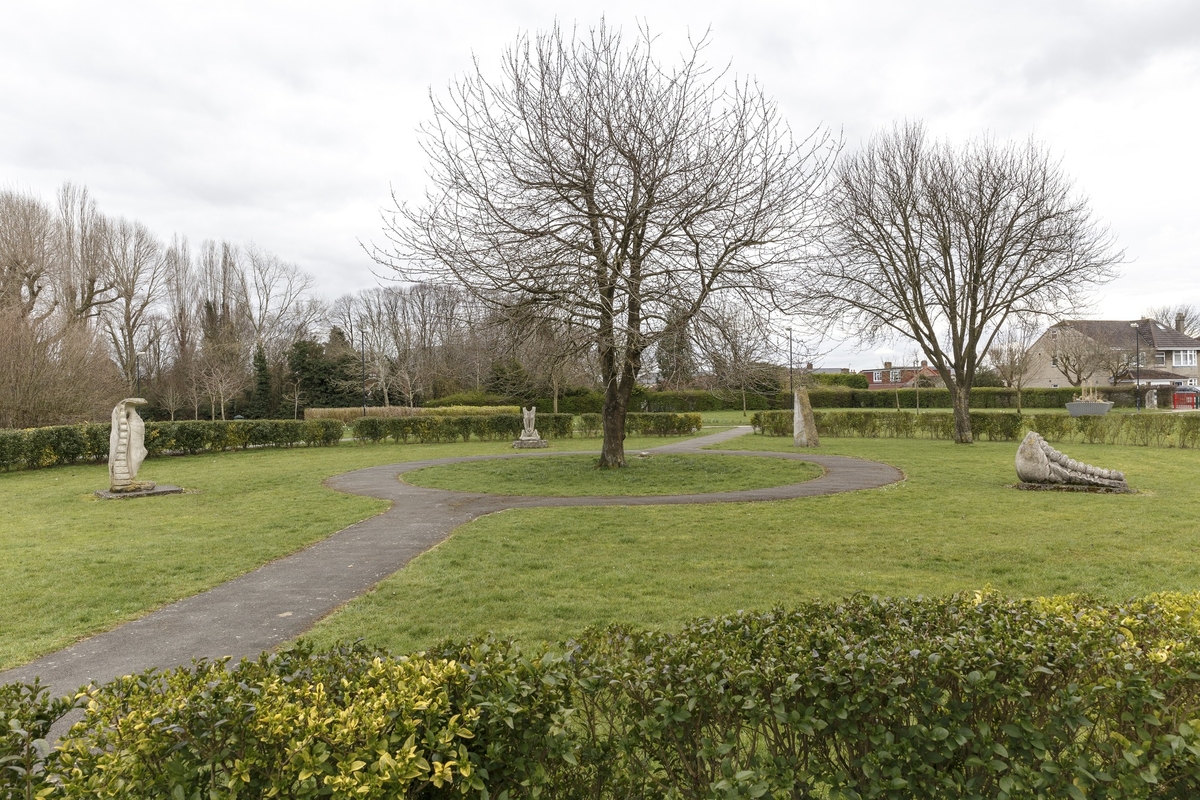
[5,592,1200,798]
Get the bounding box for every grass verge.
[403,453,821,496]
[302,433,1200,656]
[0,433,689,670]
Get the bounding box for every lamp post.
[135,351,148,397]
[1130,321,1141,411]
[786,327,794,407]
[361,329,368,417]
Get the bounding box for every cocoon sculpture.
[108,397,156,493]
[1014,431,1130,492]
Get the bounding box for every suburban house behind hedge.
[1025,315,1200,389]
[859,361,942,390]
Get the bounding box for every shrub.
[351,413,574,445]
[1179,415,1200,449]
[1024,413,1075,442]
[968,411,1023,441]
[9,593,1200,798]
[812,372,869,389]
[423,391,512,408]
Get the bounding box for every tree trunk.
[952,383,973,443]
[598,380,630,468]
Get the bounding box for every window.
[890,369,901,382]
[1155,352,1166,366]
[872,371,882,383]
[1173,350,1197,367]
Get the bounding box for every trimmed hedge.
[0,419,344,472]
[306,405,522,424]
[6,593,1200,798]
[577,412,703,437]
[807,386,1150,410]
[351,413,575,444]
[752,409,1200,447]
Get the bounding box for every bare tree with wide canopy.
[804,122,1121,443]
[375,22,835,466]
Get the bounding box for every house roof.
[1053,319,1200,351]
[1116,367,1191,381]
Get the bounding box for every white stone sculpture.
[793,388,820,448]
[1014,431,1129,492]
[109,398,156,493]
[513,405,548,449]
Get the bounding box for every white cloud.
[2,0,1195,368]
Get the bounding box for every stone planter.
[1065,400,1113,417]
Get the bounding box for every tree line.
[0,182,784,429]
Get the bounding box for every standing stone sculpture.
[513,406,548,449]
[108,398,155,492]
[1014,431,1130,492]
[96,399,182,499]
[793,388,820,448]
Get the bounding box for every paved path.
[0,427,902,699]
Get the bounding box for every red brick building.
[859,361,941,390]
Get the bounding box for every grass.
[403,454,821,496]
[302,433,1200,656]
[0,432,691,671]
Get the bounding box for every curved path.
[0,427,901,699]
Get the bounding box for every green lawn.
[302,434,1200,656]
[0,433,688,671]
[404,453,821,496]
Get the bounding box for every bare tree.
[0,189,57,322]
[55,182,114,323]
[241,244,321,361]
[695,305,781,416]
[377,23,835,466]
[101,218,165,389]
[1146,303,1200,338]
[806,122,1121,443]
[986,317,1039,411]
[1048,325,1105,387]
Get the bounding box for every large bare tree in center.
[376,23,834,466]
[806,122,1121,443]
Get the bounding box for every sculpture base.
[95,485,185,500]
[512,438,549,449]
[1013,482,1134,494]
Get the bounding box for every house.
[859,360,941,390]
[1024,315,1200,389]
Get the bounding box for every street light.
[1130,321,1141,411]
[361,329,368,417]
[786,327,794,407]
[135,351,148,397]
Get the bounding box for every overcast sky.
[2,1,1197,368]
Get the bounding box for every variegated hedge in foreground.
[4,592,1199,798]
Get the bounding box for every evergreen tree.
[247,345,272,418]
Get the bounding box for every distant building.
[1025,316,1200,389]
[859,361,941,390]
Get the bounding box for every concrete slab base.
[94,485,185,500]
[1012,482,1134,494]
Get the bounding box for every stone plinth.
[95,485,185,500]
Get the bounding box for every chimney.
[1177,312,1186,333]
[805,362,813,370]
[920,360,928,367]
[883,361,892,369]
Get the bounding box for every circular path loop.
[0,427,902,698]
